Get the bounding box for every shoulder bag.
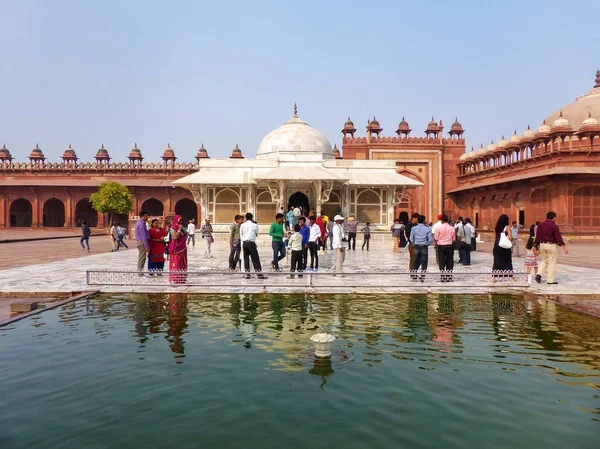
[499,227,512,249]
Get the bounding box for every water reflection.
[55,293,600,386]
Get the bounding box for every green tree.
[89,181,133,224]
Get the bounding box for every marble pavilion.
[174,106,422,231]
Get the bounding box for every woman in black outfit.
[493,214,513,276]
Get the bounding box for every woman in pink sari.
[169,215,188,284]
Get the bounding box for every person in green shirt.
[270,213,286,271]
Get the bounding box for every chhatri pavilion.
[174,106,422,231]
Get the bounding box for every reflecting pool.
[1,294,599,449]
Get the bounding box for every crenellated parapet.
[342,135,465,145]
[0,160,197,172]
[0,142,207,173]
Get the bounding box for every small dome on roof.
[426,116,440,133]
[477,144,486,155]
[62,144,78,160]
[342,116,357,135]
[398,117,411,131]
[451,117,463,130]
[522,125,535,140]
[536,120,551,135]
[162,143,176,159]
[196,143,209,158]
[468,150,477,158]
[230,143,244,159]
[29,143,45,160]
[0,143,13,160]
[509,130,520,143]
[497,135,507,148]
[370,116,381,128]
[129,143,143,159]
[459,152,468,161]
[486,140,496,153]
[95,144,110,159]
[581,112,599,127]
[577,112,600,136]
[551,111,572,130]
[332,144,341,158]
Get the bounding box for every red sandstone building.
[1,70,599,236]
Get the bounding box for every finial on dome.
[293,103,298,117]
[559,111,563,118]
[595,69,600,88]
[527,125,531,130]
[134,142,138,149]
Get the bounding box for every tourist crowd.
[85,204,568,286]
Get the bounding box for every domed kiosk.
[256,104,334,160]
[174,106,422,231]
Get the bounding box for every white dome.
[486,141,497,153]
[477,145,486,155]
[551,113,571,129]
[459,152,468,161]
[537,120,551,134]
[497,136,507,148]
[522,126,535,139]
[509,131,520,143]
[581,114,599,127]
[257,111,333,160]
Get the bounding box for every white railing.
[86,269,529,289]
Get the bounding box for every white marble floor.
[0,241,597,296]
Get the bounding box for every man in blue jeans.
[269,213,286,271]
[409,214,433,282]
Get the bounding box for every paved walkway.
[0,236,127,269]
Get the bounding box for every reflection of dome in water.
[257,105,333,159]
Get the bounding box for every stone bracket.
[320,181,334,203]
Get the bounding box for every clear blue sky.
[1,0,599,161]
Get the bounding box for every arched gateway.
[173,107,422,233]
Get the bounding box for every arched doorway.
[288,192,309,214]
[175,198,198,224]
[75,198,98,227]
[10,198,32,227]
[141,198,164,217]
[43,198,65,227]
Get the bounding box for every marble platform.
[0,242,598,298]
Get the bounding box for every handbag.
[499,229,512,249]
[210,235,214,243]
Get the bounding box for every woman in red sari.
[148,219,167,273]
[169,215,188,284]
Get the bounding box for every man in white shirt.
[186,219,196,246]
[240,212,266,278]
[329,215,346,274]
[307,215,322,271]
[431,213,443,266]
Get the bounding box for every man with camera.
[329,215,347,274]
